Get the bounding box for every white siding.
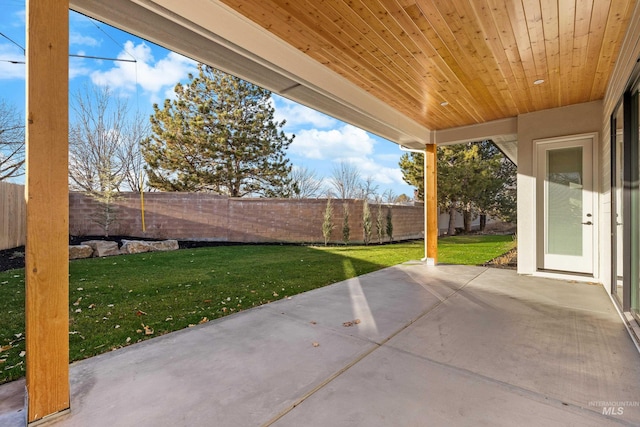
[517,101,603,277]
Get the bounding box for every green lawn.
[0,235,514,384]
[438,234,516,265]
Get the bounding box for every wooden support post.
[25,0,70,423]
[425,144,438,263]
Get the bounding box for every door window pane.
[614,104,624,304]
[634,88,640,318]
[547,147,583,256]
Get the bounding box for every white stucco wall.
[516,101,603,277]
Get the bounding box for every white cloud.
[12,10,25,27]
[70,32,100,47]
[376,152,403,162]
[90,41,197,103]
[0,44,25,80]
[290,124,375,160]
[274,96,338,130]
[69,50,93,80]
[289,123,406,189]
[335,156,405,186]
[163,86,178,102]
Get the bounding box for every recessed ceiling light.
[440,101,449,106]
[533,79,545,85]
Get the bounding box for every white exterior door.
[536,134,595,274]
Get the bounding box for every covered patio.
[19,0,640,423]
[2,264,639,426]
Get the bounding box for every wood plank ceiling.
[219,0,637,131]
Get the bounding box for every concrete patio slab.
[272,345,612,427]
[0,378,25,427]
[263,265,484,344]
[45,306,375,427]
[1,264,639,426]
[386,267,640,424]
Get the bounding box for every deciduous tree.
[0,99,25,181]
[322,198,334,246]
[342,202,351,245]
[69,85,147,194]
[287,166,324,198]
[68,85,149,236]
[328,161,362,199]
[362,200,372,245]
[375,200,385,243]
[399,141,516,235]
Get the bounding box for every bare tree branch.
[328,161,362,199]
[0,99,25,181]
[68,84,150,236]
[288,165,325,198]
[69,84,148,193]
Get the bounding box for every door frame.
[533,132,599,276]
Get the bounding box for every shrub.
[376,203,384,243]
[322,199,334,246]
[342,202,350,245]
[363,200,372,245]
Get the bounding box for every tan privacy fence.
[2,188,423,249]
[0,182,26,250]
[69,192,424,244]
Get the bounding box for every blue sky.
[0,2,415,197]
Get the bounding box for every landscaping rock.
[121,239,179,254]
[69,245,93,260]
[120,240,153,254]
[149,240,179,252]
[83,240,120,257]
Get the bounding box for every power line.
[0,31,25,54]
[1,18,138,65]
[69,54,136,63]
[0,55,136,64]
[86,16,138,62]
[81,16,143,131]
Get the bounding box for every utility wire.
[1,55,136,64]
[1,18,138,64]
[69,54,136,63]
[0,31,25,54]
[82,16,143,140]
[86,16,137,62]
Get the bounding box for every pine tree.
[142,64,293,197]
[399,152,424,200]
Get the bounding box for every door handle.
[582,221,593,225]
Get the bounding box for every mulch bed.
[1,237,510,273]
[0,236,240,272]
[0,246,25,272]
[482,248,517,269]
